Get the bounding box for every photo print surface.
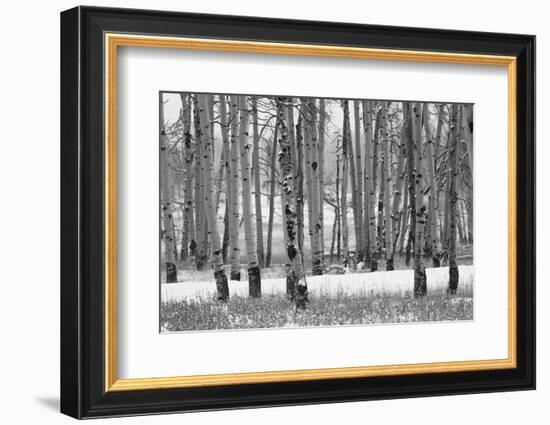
[159,92,474,332]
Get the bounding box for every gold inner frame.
[104,33,517,392]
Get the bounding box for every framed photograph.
[60,6,535,419]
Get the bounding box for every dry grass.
[161,285,473,332]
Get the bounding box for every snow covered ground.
[161,265,474,302]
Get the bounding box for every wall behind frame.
[0,1,543,424]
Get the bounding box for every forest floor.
[161,265,474,331]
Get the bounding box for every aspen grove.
[159,93,474,330]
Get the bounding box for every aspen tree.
[286,99,299,191]
[423,103,441,267]
[353,100,364,261]
[180,94,195,263]
[335,152,342,260]
[390,103,407,262]
[304,99,323,275]
[251,97,265,268]
[397,162,409,256]
[295,109,305,252]
[462,103,474,173]
[192,95,209,270]
[440,107,453,263]
[238,96,261,297]
[213,97,226,213]
[219,95,231,263]
[403,103,415,267]
[411,102,427,297]
[278,98,308,308]
[377,107,387,262]
[346,102,360,266]
[372,107,382,251]
[286,99,305,267]
[206,95,216,209]
[361,101,371,265]
[341,100,350,266]
[381,102,394,270]
[362,101,377,271]
[208,95,215,159]
[160,94,178,282]
[228,95,241,280]
[448,104,460,294]
[318,99,326,269]
[265,110,279,269]
[459,104,474,245]
[198,95,229,300]
[434,103,445,240]
[457,199,466,244]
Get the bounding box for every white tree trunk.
[219,95,231,263]
[353,100,364,260]
[448,104,460,293]
[251,97,265,268]
[423,103,441,267]
[192,96,209,270]
[346,102,359,267]
[389,102,407,263]
[198,94,229,300]
[228,95,241,280]
[317,99,326,270]
[238,96,261,297]
[341,100,350,265]
[180,94,194,263]
[412,102,427,297]
[305,99,323,275]
[160,94,178,282]
[362,100,377,271]
[381,102,394,270]
[279,98,307,308]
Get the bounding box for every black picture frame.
[61,5,535,419]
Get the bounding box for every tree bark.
[346,102,360,266]
[381,102,394,270]
[391,104,407,261]
[238,96,261,297]
[160,94,178,282]
[411,102,427,297]
[198,94,229,301]
[180,94,194,264]
[228,95,241,280]
[397,169,409,256]
[251,97,265,268]
[192,96,209,271]
[377,109,386,263]
[336,153,342,260]
[304,99,323,275]
[434,104,445,245]
[440,107,452,265]
[222,204,230,264]
[448,104,460,294]
[278,98,308,308]
[372,107,382,255]
[330,207,338,262]
[423,103,441,267]
[362,101,377,271]
[265,115,279,269]
[341,101,350,266]
[353,100,364,261]
[219,95,231,264]
[213,97,226,213]
[462,103,474,174]
[318,99,326,270]
[295,109,305,253]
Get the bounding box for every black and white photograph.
[159,93,474,332]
